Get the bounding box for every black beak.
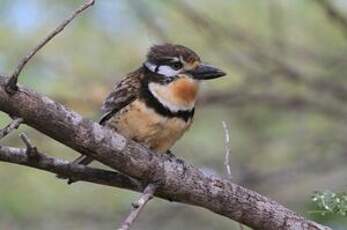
[188,64,226,80]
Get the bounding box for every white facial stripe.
[144,62,157,73]
[149,83,195,112]
[144,61,181,77]
[157,65,180,77]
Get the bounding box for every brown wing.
[99,68,143,125]
[60,68,145,183]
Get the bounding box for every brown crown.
[147,43,201,64]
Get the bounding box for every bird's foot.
[165,150,176,159]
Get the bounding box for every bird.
[65,43,225,181]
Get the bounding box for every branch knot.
[20,133,41,161]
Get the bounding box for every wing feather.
[99,68,143,125]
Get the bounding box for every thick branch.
[0,76,330,230]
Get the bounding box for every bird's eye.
[171,62,183,70]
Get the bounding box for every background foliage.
[0,0,347,229]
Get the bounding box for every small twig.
[222,121,232,180]
[5,0,95,94]
[0,117,23,139]
[20,133,40,160]
[222,121,244,230]
[118,183,158,230]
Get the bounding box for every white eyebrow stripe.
[144,62,157,72]
[157,65,180,77]
[144,61,181,77]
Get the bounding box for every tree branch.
[0,117,23,139]
[0,76,330,230]
[222,121,244,230]
[0,143,143,191]
[6,0,95,94]
[222,121,232,181]
[118,184,158,230]
[20,133,41,160]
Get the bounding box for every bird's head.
[144,43,226,80]
[141,44,226,113]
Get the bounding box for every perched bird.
[69,43,225,171]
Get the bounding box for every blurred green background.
[1,0,347,229]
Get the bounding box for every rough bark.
[0,75,330,230]
[0,144,142,191]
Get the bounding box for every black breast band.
[140,84,194,122]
